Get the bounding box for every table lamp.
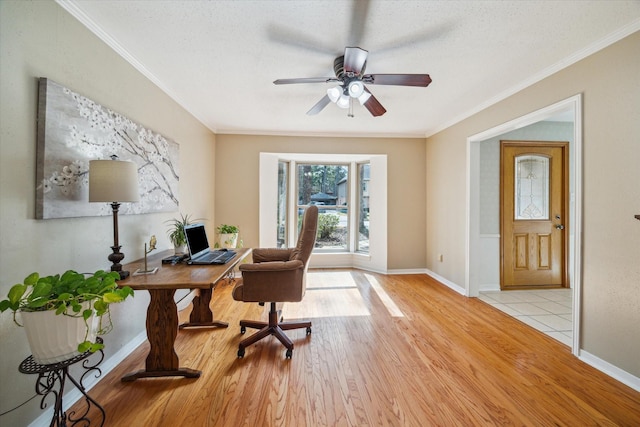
[89,156,139,280]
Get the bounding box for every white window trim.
[259,152,387,273]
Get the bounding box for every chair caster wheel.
[306,327,312,335]
[240,326,246,334]
[237,348,245,358]
[285,349,292,359]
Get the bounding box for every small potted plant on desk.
[216,224,240,248]
[0,270,134,365]
[166,213,199,255]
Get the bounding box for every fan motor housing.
[333,55,366,79]
[333,56,345,78]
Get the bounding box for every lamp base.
[108,245,129,280]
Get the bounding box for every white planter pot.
[21,303,98,365]
[218,233,238,248]
[174,243,187,255]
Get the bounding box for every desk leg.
[121,289,200,382]
[179,288,229,329]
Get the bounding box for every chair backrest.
[233,206,318,304]
[290,205,318,266]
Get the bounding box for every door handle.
[555,224,565,230]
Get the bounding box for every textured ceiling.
[60,0,640,137]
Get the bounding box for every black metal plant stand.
[18,337,106,427]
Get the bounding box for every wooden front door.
[500,141,569,289]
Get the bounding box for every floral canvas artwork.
[36,78,179,219]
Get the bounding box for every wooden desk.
[118,248,251,382]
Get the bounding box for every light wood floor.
[72,270,640,426]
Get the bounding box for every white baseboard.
[29,330,148,427]
[386,268,429,275]
[479,284,500,292]
[424,269,466,295]
[578,349,640,392]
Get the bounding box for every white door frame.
[465,94,582,355]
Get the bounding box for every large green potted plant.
[216,224,240,248]
[165,213,200,254]
[0,270,134,364]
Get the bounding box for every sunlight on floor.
[364,274,405,317]
[283,271,406,319]
[283,271,371,318]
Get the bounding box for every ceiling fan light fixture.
[336,94,350,109]
[348,80,365,98]
[327,86,343,103]
[275,45,431,117]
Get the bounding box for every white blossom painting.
[36,78,179,219]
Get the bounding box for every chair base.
[237,302,311,359]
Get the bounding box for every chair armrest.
[251,248,294,263]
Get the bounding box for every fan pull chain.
[348,97,354,118]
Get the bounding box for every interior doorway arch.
[465,94,582,356]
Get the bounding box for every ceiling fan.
[273,46,432,117]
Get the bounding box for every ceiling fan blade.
[307,95,332,115]
[343,47,368,75]
[267,23,337,55]
[348,0,371,46]
[375,23,454,54]
[364,74,432,87]
[274,77,338,85]
[361,88,386,117]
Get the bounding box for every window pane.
[297,164,348,206]
[515,155,549,220]
[297,164,348,251]
[277,161,288,248]
[314,208,347,250]
[357,163,370,253]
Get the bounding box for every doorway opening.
[465,95,582,355]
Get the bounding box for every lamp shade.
[89,159,140,203]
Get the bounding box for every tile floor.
[478,288,574,347]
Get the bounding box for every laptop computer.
[184,223,236,265]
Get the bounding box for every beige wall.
[215,134,427,270]
[0,2,216,425]
[426,32,640,376]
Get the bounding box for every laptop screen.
[184,224,210,258]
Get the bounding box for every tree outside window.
[297,164,349,251]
